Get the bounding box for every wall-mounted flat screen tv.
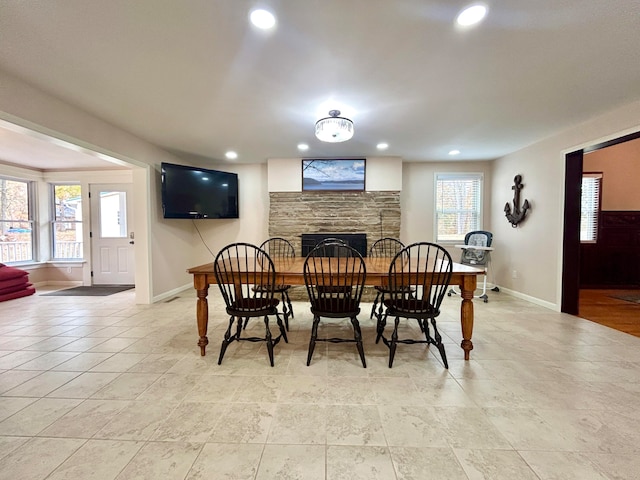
[161,162,239,219]
[302,158,366,191]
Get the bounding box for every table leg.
[194,275,209,356]
[459,275,477,360]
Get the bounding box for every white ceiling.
[0,0,639,171]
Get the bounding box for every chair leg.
[370,291,381,319]
[275,312,288,343]
[236,317,245,338]
[307,315,321,366]
[437,343,449,369]
[388,316,400,368]
[280,292,290,331]
[376,311,388,344]
[218,315,235,365]
[264,316,275,367]
[431,319,448,369]
[376,293,385,322]
[350,316,366,368]
[284,290,294,319]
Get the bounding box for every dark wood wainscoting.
[580,211,640,288]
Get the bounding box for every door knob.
[129,241,135,245]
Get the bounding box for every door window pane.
[100,191,127,238]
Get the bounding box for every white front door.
[90,184,135,285]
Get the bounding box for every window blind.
[435,173,482,242]
[580,173,602,243]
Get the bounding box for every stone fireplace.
[268,191,401,250]
[269,190,401,299]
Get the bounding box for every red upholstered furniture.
[0,263,35,302]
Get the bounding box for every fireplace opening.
[301,233,367,257]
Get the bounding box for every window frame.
[434,172,484,244]
[580,172,602,244]
[51,183,84,260]
[0,175,36,264]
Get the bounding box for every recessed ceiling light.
[225,151,238,160]
[250,9,276,29]
[456,4,487,26]
[297,143,309,151]
[449,149,461,156]
[376,143,389,150]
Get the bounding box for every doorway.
[89,183,135,285]
[561,130,640,315]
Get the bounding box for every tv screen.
[161,162,239,219]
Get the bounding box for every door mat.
[41,286,134,296]
[609,294,640,304]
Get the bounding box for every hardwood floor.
[579,289,640,337]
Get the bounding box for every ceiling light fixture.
[456,4,487,26]
[225,151,238,160]
[449,149,461,155]
[377,143,389,150]
[297,143,309,151]
[315,110,354,143]
[250,9,276,29]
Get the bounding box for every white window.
[0,177,35,263]
[52,184,83,259]
[435,173,483,243]
[580,173,602,243]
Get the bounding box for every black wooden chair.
[303,242,367,368]
[214,243,288,367]
[376,242,453,368]
[368,237,406,321]
[253,237,295,329]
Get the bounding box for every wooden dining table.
[187,256,485,360]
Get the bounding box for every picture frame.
[302,158,366,191]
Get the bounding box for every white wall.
[401,161,493,258]
[267,157,403,192]
[491,100,640,308]
[189,163,269,267]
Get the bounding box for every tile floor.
[1,286,640,479]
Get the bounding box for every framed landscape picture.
[302,158,366,191]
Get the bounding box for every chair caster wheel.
[483,298,488,303]
[447,292,452,297]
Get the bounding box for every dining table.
[187,256,485,360]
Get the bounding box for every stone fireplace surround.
[269,190,401,300]
[268,191,400,250]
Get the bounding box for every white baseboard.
[32,280,83,288]
[495,285,559,311]
[152,283,193,303]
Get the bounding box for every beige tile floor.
[1,286,640,479]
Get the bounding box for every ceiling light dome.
[250,9,276,29]
[456,4,487,26]
[315,110,354,143]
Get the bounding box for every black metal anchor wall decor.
[504,174,530,227]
